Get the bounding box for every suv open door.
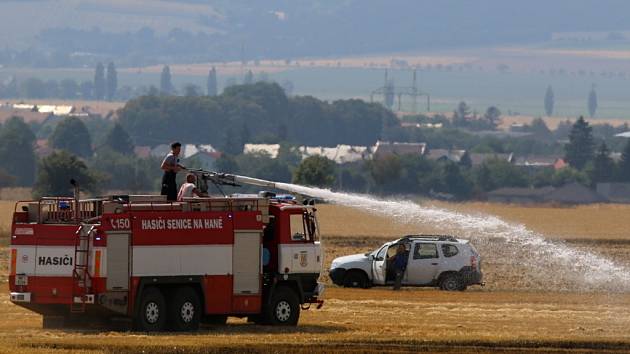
[371,244,388,285]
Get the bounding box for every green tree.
[369,155,402,187]
[80,81,93,99]
[590,142,614,184]
[214,154,238,173]
[106,62,118,101]
[441,162,473,199]
[530,117,553,140]
[160,65,174,95]
[618,139,630,182]
[243,70,254,84]
[49,117,93,157]
[551,167,590,187]
[474,159,528,190]
[483,106,501,129]
[544,85,554,116]
[60,79,79,99]
[293,155,336,187]
[0,116,37,185]
[459,151,472,169]
[452,101,471,127]
[183,84,201,97]
[588,85,598,118]
[20,77,46,98]
[234,152,292,184]
[89,149,153,192]
[384,79,395,109]
[564,116,594,170]
[103,123,134,155]
[94,62,106,100]
[44,80,60,98]
[34,151,98,197]
[475,163,495,191]
[207,66,218,96]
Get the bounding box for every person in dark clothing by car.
[161,142,182,201]
[392,244,408,291]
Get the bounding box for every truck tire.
[135,287,167,331]
[169,287,201,331]
[439,273,465,291]
[343,270,368,288]
[265,287,300,326]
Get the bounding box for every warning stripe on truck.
[94,250,101,277]
[10,248,16,276]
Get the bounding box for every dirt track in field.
[2,203,630,352]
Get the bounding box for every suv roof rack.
[400,234,458,242]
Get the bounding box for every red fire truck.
[8,172,323,331]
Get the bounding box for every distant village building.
[243,144,280,159]
[469,153,513,167]
[513,155,566,170]
[372,141,427,159]
[425,148,467,163]
[299,145,370,164]
[243,143,370,164]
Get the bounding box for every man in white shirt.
[177,174,201,201]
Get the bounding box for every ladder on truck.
[71,224,95,313]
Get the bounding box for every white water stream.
[277,183,630,292]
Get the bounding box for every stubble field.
[1,201,630,352]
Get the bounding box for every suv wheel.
[343,270,368,288]
[440,273,465,291]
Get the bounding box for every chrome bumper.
[10,292,31,303]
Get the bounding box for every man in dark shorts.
[392,244,409,291]
[160,142,182,201]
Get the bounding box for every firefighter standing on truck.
[161,142,182,201]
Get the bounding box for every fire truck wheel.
[169,287,201,331]
[266,287,300,326]
[135,287,167,332]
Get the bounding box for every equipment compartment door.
[106,232,129,291]
[233,232,261,294]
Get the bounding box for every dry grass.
[0,187,31,201]
[135,53,477,77]
[3,202,630,352]
[0,283,629,353]
[317,203,630,241]
[431,202,630,241]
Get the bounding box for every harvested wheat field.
[2,201,630,352]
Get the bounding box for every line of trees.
[118,81,398,151]
[543,84,598,117]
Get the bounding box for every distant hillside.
[2,0,630,67]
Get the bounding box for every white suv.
[329,235,483,291]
